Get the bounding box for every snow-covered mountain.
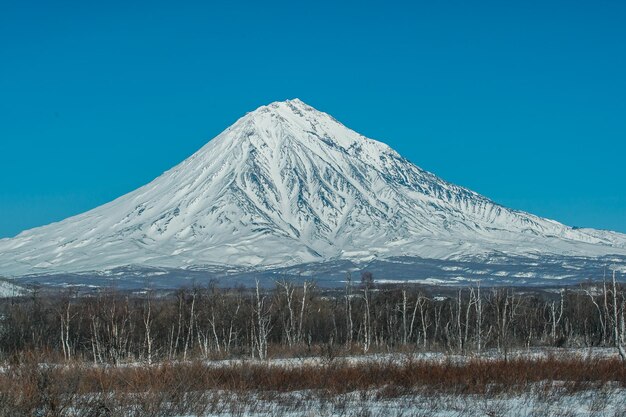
[1,98,626,280]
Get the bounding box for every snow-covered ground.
[170,388,626,417]
[192,346,622,370]
[0,279,26,297]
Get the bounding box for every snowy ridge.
[1,98,626,278]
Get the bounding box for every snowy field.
[169,388,626,417]
[155,346,621,370]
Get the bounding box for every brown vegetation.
[0,354,625,416]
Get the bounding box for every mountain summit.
[1,99,626,278]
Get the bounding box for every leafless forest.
[2,272,625,363]
[1,272,625,416]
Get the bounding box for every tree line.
[0,271,624,364]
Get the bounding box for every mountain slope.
[1,99,625,277]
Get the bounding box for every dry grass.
[0,354,625,416]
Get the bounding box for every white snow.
[1,98,626,277]
[0,279,26,297]
[170,389,626,417]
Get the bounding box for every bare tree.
[183,289,196,361]
[416,294,430,349]
[611,271,626,362]
[298,280,311,344]
[548,290,565,343]
[474,281,483,353]
[142,290,154,365]
[584,285,607,346]
[401,288,408,345]
[253,279,272,360]
[361,277,372,353]
[58,291,77,361]
[345,273,354,347]
[277,280,296,347]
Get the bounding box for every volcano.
[1,99,625,284]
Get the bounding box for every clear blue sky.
[1,0,625,238]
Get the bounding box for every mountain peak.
[228,98,398,162]
[227,99,355,151]
[283,97,306,106]
[247,98,317,122]
[270,97,308,108]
